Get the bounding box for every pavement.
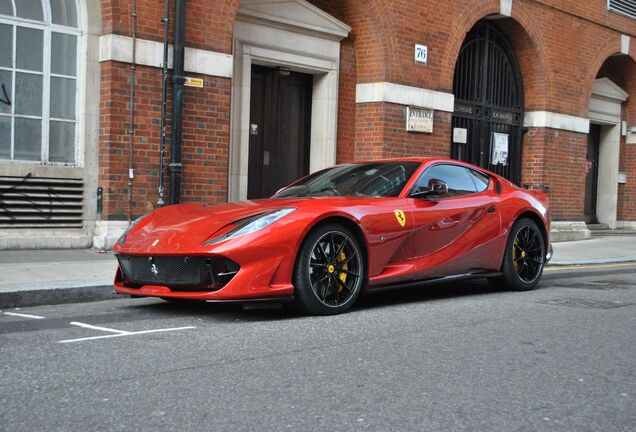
[0,235,634,309]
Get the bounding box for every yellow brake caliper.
[337,245,348,292]
[513,237,520,271]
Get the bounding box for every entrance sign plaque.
[406,107,434,133]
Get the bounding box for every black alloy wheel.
[490,218,545,291]
[512,225,544,284]
[294,224,364,315]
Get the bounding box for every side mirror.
[411,178,448,198]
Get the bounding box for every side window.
[413,164,478,198]
[468,169,490,192]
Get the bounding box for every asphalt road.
[1,264,635,432]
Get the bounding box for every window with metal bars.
[608,0,636,20]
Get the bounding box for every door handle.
[487,205,496,213]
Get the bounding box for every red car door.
[402,163,503,280]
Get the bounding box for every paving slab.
[0,249,118,308]
[550,235,636,265]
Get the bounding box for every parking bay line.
[70,321,131,334]
[3,312,46,320]
[59,324,196,344]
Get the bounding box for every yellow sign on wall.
[184,77,204,88]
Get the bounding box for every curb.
[0,286,119,309]
[547,258,636,267]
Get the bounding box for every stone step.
[587,223,610,230]
[590,229,636,236]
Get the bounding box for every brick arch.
[440,0,501,90]
[362,0,398,82]
[440,0,548,111]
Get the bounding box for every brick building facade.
[0,0,635,248]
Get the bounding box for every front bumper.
[114,252,294,301]
[112,226,303,301]
[116,254,240,291]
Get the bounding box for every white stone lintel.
[523,111,590,134]
[99,34,233,78]
[356,82,455,112]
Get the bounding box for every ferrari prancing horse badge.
[394,210,406,227]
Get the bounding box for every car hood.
[118,197,368,250]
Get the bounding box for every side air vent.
[0,175,84,229]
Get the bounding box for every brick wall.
[99,60,230,220]
[520,127,588,221]
[101,0,239,52]
[96,0,636,222]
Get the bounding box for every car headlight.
[204,208,296,245]
[118,213,152,245]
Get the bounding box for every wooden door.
[584,125,601,224]
[247,65,312,199]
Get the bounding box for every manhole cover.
[537,298,633,309]
[554,282,629,291]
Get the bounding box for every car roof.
[351,157,482,170]
[349,157,509,183]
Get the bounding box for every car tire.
[293,223,365,315]
[489,217,546,291]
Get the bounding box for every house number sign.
[414,44,428,64]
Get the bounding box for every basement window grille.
[609,0,636,20]
[0,175,83,228]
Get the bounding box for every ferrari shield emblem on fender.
[394,210,406,227]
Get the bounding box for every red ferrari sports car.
[113,158,552,315]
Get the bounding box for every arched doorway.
[451,21,524,184]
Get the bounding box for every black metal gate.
[451,22,524,184]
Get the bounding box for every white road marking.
[70,321,130,335]
[59,326,196,344]
[3,312,45,319]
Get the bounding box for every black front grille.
[116,255,239,291]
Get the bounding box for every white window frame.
[0,0,82,166]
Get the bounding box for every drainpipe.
[127,0,138,222]
[157,0,171,207]
[169,0,186,204]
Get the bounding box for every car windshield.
[273,162,421,198]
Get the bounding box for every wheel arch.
[515,210,549,252]
[296,215,370,282]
